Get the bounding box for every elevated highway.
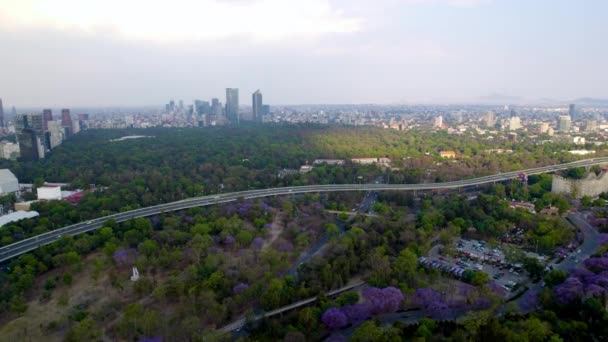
[1,157,607,263]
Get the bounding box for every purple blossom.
[263,223,273,230]
[459,283,476,297]
[182,215,194,224]
[555,277,584,304]
[252,237,264,250]
[473,298,493,310]
[411,288,442,308]
[139,337,162,342]
[362,287,404,314]
[599,234,608,246]
[519,291,539,312]
[233,283,249,295]
[224,236,236,245]
[341,304,370,324]
[325,334,347,342]
[113,248,138,266]
[321,307,348,330]
[585,284,606,298]
[584,257,608,273]
[238,201,254,216]
[427,301,451,319]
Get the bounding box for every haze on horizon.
[0,0,606,107]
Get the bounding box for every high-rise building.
[61,109,73,136]
[252,90,263,121]
[211,98,222,115]
[225,88,239,124]
[0,98,4,128]
[509,116,522,131]
[47,120,65,148]
[17,128,41,161]
[15,113,44,134]
[569,104,576,122]
[483,111,496,127]
[262,105,270,116]
[42,109,53,131]
[434,115,443,128]
[558,115,571,132]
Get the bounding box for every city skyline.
[0,0,606,106]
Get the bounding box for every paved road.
[2,157,607,263]
[512,211,600,312]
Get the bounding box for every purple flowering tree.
[341,304,371,324]
[321,307,349,330]
[555,277,584,304]
[233,283,249,295]
[362,287,404,314]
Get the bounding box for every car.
[577,249,581,254]
[56,235,62,239]
[87,221,93,224]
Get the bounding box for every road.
[1,157,607,263]
[219,280,366,333]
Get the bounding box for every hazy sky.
[0,0,606,107]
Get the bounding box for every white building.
[0,142,19,160]
[48,120,65,148]
[0,169,19,194]
[37,185,62,200]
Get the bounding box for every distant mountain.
[570,98,608,107]
[477,93,525,104]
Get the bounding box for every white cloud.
[0,0,362,41]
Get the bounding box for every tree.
[65,318,102,342]
[139,239,159,258]
[321,307,348,330]
[351,320,384,342]
[393,248,418,283]
[523,257,545,280]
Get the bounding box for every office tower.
[225,88,239,124]
[11,106,16,117]
[211,98,222,115]
[14,114,28,132]
[569,104,576,122]
[179,99,184,110]
[47,120,65,148]
[262,105,270,116]
[169,100,175,111]
[0,98,4,127]
[14,113,44,134]
[539,122,550,134]
[61,109,73,136]
[483,111,496,127]
[434,115,443,128]
[42,109,53,131]
[252,90,263,121]
[558,115,571,132]
[28,113,44,134]
[17,128,40,161]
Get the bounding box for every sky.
[0,0,606,107]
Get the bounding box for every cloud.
[0,0,362,42]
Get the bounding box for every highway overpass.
[1,157,607,263]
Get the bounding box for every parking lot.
[421,239,536,295]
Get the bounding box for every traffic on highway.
[1,157,607,263]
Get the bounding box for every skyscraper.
[0,98,4,128]
[569,104,576,122]
[61,109,73,135]
[42,109,53,131]
[252,90,263,121]
[225,88,239,124]
[558,115,571,132]
[17,128,41,161]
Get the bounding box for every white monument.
[130,266,140,282]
